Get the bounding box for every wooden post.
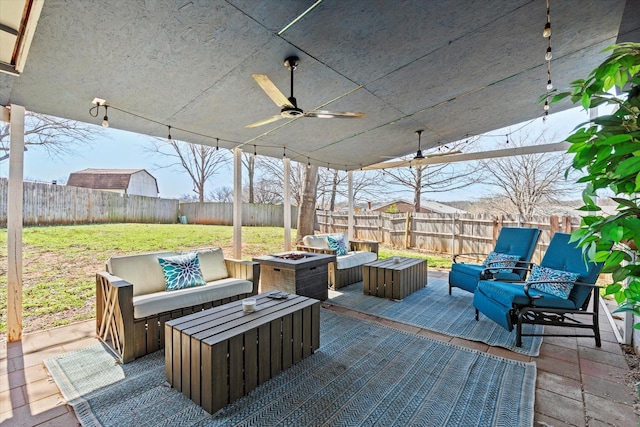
[404,211,411,249]
[347,171,354,240]
[550,215,559,237]
[232,147,242,259]
[283,157,291,251]
[563,216,573,233]
[7,104,25,342]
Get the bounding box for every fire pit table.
[253,251,335,300]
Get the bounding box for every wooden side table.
[363,257,428,300]
[165,293,320,414]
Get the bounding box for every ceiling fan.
[246,56,365,128]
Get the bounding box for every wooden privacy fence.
[180,202,298,227]
[316,211,579,263]
[0,179,178,225]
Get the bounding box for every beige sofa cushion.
[336,251,378,269]
[107,251,177,297]
[303,234,331,249]
[133,278,253,319]
[197,247,229,282]
[107,248,229,297]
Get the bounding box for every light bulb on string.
[544,100,550,111]
[547,79,553,90]
[545,46,552,61]
[215,138,219,150]
[543,22,551,38]
[167,125,172,142]
[102,105,109,127]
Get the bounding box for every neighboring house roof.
[373,199,467,214]
[67,168,158,193]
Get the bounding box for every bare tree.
[380,162,481,212]
[480,132,577,217]
[210,186,233,202]
[0,111,101,160]
[242,152,256,203]
[296,164,319,243]
[316,168,383,210]
[146,139,230,202]
[255,157,306,205]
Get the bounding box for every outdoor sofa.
[96,247,259,363]
[297,232,378,289]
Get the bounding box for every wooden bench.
[165,293,320,414]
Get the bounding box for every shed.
[67,168,159,197]
[373,199,466,215]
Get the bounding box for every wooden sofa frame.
[96,258,259,363]
[297,240,379,289]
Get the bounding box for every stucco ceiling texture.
[0,0,635,169]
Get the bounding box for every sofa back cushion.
[108,251,177,296]
[303,234,331,249]
[197,247,229,282]
[107,248,229,297]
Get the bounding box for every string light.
[167,125,172,142]
[215,138,219,150]
[543,0,552,118]
[254,144,257,156]
[102,105,109,127]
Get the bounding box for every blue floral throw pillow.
[158,252,206,291]
[327,234,348,256]
[482,251,520,273]
[526,264,579,299]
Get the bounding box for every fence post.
[517,213,522,228]
[550,215,559,237]
[563,216,573,233]
[404,211,411,249]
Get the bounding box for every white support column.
[7,104,25,342]
[283,157,291,251]
[348,171,354,240]
[233,147,242,259]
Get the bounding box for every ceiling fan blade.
[251,74,294,109]
[426,150,462,158]
[245,114,286,129]
[304,110,365,119]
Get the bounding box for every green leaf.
[613,156,640,178]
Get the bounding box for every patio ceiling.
[0,0,637,170]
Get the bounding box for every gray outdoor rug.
[45,310,536,427]
[328,271,543,356]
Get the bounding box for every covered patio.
[1,0,640,425]
[1,270,637,425]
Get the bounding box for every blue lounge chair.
[448,227,541,295]
[473,232,605,347]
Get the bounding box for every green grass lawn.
[0,223,452,337]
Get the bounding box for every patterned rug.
[45,310,535,427]
[328,271,543,356]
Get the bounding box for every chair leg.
[448,283,452,295]
[475,308,479,321]
[516,313,523,347]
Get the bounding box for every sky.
[0,106,593,202]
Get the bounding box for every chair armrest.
[453,252,487,264]
[224,258,260,295]
[523,280,600,301]
[480,265,534,279]
[95,272,135,362]
[350,240,379,254]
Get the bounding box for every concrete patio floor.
[1,271,638,426]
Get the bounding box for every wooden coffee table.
[165,293,320,414]
[363,257,428,300]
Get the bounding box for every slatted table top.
[364,257,426,269]
[165,293,318,344]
